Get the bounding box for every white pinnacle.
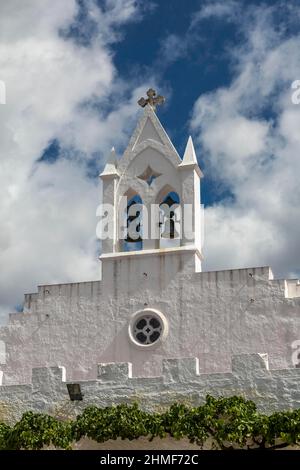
[179,136,203,177]
[99,147,118,178]
[182,136,197,165]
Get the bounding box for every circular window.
[129,309,168,348]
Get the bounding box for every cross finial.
[138,88,165,110]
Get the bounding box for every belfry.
[99,89,203,282]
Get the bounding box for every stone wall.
[0,354,300,423]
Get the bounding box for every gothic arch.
[155,184,180,205]
[155,185,181,249]
[118,188,143,252]
[122,187,139,202]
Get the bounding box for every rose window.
[133,315,162,345]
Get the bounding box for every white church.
[0,89,300,415]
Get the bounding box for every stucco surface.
[0,105,300,419]
[1,265,300,386]
[1,354,300,423]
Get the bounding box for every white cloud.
[0,0,146,322]
[191,2,300,278]
[157,34,188,67]
[191,0,240,24]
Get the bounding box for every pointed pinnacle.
[99,146,119,178]
[179,136,203,177]
[182,136,197,164]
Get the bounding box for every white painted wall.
[1,355,300,424]
[0,105,299,392]
[0,262,300,385]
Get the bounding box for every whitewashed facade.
[0,103,300,417]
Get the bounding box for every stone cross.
[138,88,165,110]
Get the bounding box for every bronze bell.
[125,200,142,243]
[159,195,180,239]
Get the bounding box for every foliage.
[0,422,10,450]
[3,411,73,450]
[73,403,152,443]
[1,396,300,450]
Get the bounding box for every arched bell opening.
[119,191,143,252]
[158,190,181,249]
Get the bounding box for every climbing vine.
[1,396,300,450]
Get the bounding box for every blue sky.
[114,0,236,152]
[40,0,272,202]
[112,0,237,205]
[38,0,242,207]
[0,0,300,319]
[66,0,242,204]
